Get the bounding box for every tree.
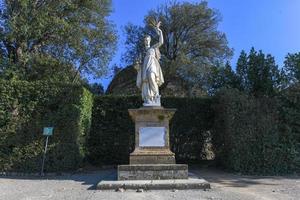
[236,50,248,91]
[208,61,239,95]
[283,52,300,85]
[123,1,232,94]
[236,48,283,96]
[112,64,123,76]
[86,82,104,95]
[0,0,117,82]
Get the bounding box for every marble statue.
[135,21,164,106]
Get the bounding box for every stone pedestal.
[117,106,188,180]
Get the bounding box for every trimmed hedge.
[0,80,93,172]
[86,96,214,165]
[87,88,299,175]
[165,97,214,163]
[213,86,300,175]
[1,80,299,175]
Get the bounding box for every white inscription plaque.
[139,127,165,147]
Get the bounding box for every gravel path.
[0,168,299,200]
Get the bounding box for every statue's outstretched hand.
[155,21,162,35]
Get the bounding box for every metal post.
[41,136,49,176]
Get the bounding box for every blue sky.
[95,0,300,89]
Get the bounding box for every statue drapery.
[135,23,164,106]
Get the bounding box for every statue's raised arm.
[152,21,163,49]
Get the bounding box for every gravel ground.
[0,168,299,200]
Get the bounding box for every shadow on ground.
[190,166,299,188]
[0,169,117,190]
[1,165,299,190]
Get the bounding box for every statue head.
[144,35,151,47]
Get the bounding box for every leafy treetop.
[0,0,117,82]
[123,1,232,91]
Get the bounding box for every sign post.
[41,127,53,176]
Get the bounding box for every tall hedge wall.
[213,86,300,175]
[0,80,93,172]
[87,96,214,165]
[87,89,299,175]
[1,80,299,175]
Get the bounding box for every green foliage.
[87,96,140,165]
[213,87,300,174]
[207,62,240,95]
[0,80,93,172]
[0,0,117,81]
[277,84,300,172]
[85,83,105,96]
[164,97,214,163]
[236,48,283,96]
[1,80,299,175]
[123,1,232,94]
[86,96,214,165]
[283,52,300,85]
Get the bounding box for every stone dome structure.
[106,65,201,97]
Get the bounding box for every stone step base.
[97,178,210,190]
[118,164,188,180]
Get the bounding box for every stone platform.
[118,164,188,180]
[97,178,210,190]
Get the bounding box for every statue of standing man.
[135,21,164,107]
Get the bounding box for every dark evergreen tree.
[87,83,105,96]
[236,48,283,96]
[236,50,249,91]
[208,61,239,95]
[283,52,300,85]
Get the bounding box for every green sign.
[43,127,54,136]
